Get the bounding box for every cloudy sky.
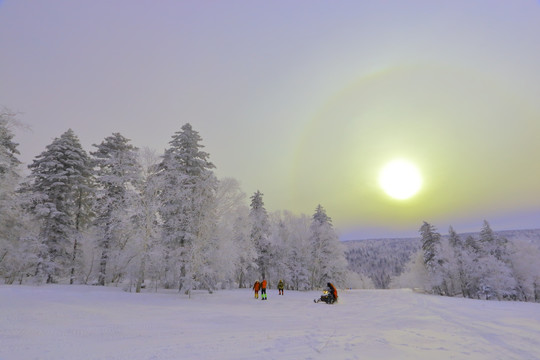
[1,1,539,240]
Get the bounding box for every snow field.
[1,285,539,360]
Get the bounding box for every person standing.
[261,279,268,300]
[278,279,284,295]
[253,280,260,299]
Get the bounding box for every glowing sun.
[378,159,423,200]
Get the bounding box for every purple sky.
[1,1,540,240]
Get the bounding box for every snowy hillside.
[1,285,539,360]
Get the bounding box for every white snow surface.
[1,285,539,360]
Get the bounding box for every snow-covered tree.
[0,109,39,284]
[0,109,23,245]
[476,221,516,300]
[25,129,94,283]
[214,178,254,288]
[509,239,540,302]
[274,211,312,290]
[157,123,218,295]
[390,249,429,290]
[231,211,255,288]
[129,148,164,292]
[456,234,484,298]
[91,133,141,286]
[308,205,348,289]
[0,108,21,179]
[266,215,287,286]
[0,109,22,241]
[420,221,447,294]
[445,226,468,296]
[249,190,270,280]
[479,220,511,262]
[438,226,465,296]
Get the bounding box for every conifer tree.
[26,129,94,283]
[0,108,21,179]
[476,220,516,299]
[158,123,218,294]
[309,205,348,289]
[420,221,446,294]
[249,190,270,280]
[447,226,465,296]
[479,220,509,262]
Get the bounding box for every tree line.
[391,221,540,302]
[0,109,358,294]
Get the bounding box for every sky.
[1,1,540,240]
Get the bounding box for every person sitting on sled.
[315,282,338,304]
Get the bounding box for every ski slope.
[1,285,539,359]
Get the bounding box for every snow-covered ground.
[1,285,539,360]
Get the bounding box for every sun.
[378,159,423,200]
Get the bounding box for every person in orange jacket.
[253,280,260,299]
[261,279,268,300]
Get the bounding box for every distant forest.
[345,227,540,302]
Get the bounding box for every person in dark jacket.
[314,282,338,304]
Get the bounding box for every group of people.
[252,279,285,300]
[252,280,338,305]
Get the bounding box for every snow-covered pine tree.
[420,222,440,269]
[464,234,481,253]
[419,221,446,295]
[459,234,484,298]
[26,129,94,283]
[91,133,141,286]
[157,123,218,295]
[249,190,270,280]
[0,108,21,179]
[479,220,510,262]
[476,220,517,300]
[434,226,473,297]
[308,205,348,289]
[447,226,468,297]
